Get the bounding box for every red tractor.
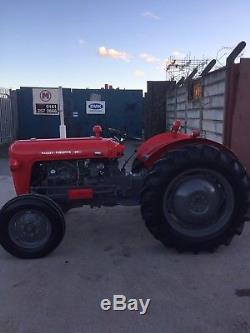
[0,121,249,258]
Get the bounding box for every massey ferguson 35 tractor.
[0,120,249,258]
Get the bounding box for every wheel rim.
[163,168,235,238]
[8,209,52,249]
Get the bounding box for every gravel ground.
[0,142,250,333]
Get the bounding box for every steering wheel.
[108,127,142,142]
[108,128,126,142]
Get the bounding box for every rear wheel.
[141,144,249,252]
[0,194,65,258]
[59,204,72,214]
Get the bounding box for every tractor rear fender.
[135,133,239,170]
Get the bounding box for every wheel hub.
[172,178,222,225]
[8,209,52,249]
[163,169,234,237]
[189,191,209,213]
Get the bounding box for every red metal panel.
[223,63,240,147]
[229,59,250,174]
[68,189,94,200]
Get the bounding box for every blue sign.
[86,101,105,114]
[89,103,103,110]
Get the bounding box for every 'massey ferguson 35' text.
[100,295,151,315]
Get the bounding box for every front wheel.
[0,194,65,258]
[141,144,249,253]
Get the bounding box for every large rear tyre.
[0,194,65,258]
[141,144,249,253]
[59,204,72,214]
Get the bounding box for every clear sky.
[1,0,250,91]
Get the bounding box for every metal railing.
[0,88,17,144]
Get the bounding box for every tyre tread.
[141,144,249,253]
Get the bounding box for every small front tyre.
[0,194,65,259]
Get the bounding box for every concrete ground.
[0,142,250,333]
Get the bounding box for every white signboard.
[32,88,60,115]
[86,101,105,115]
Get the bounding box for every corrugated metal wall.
[144,81,175,139]
[70,89,143,137]
[0,88,18,144]
[17,87,62,139]
[17,87,143,139]
[166,68,226,143]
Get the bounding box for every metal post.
[58,86,67,138]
